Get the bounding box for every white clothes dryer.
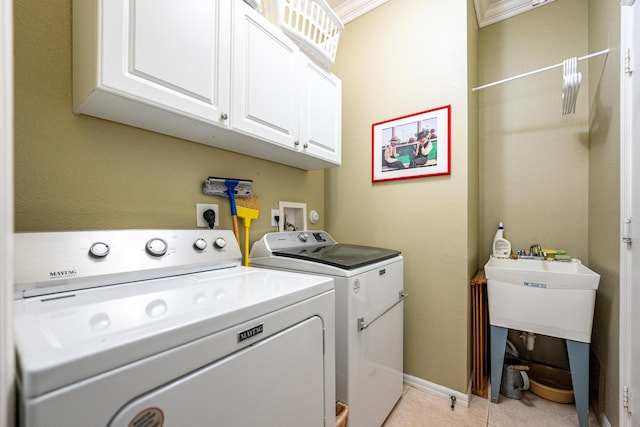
[14,229,335,427]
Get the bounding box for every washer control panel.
[259,230,336,252]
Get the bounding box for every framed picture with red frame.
[372,105,451,182]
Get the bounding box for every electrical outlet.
[196,203,219,228]
[271,209,280,227]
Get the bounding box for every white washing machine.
[250,231,406,427]
[13,229,335,427]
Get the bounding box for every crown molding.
[330,0,389,24]
[473,0,557,28]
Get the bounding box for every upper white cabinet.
[300,57,342,165]
[74,0,231,127]
[73,0,341,170]
[231,7,300,149]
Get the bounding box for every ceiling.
[326,0,557,27]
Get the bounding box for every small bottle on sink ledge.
[492,222,512,258]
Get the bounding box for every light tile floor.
[382,385,601,426]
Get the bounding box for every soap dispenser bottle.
[493,222,511,258]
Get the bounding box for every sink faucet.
[517,245,544,259]
[529,244,543,257]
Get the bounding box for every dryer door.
[109,316,325,427]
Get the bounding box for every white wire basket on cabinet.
[258,0,344,68]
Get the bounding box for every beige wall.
[587,0,620,424]
[13,0,325,243]
[478,0,589,265]
[478,0,620,422]
[467,0,480,384]
[330,0,477,392]
[478,0,592,370]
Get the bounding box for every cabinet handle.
[220,112,228,120]
[303,142,308,149]
[294,140,300,146]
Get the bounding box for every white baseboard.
[403,374,471,408]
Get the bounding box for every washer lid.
[273,244,401,270]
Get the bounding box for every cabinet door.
[231,2,300,149]
[300,58,342,165]
[101,0,231,125]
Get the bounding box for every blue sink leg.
[490,325,508,403]
[567,339,590,427]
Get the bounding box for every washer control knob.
[194,238,207,251]
[214,237,227,249]
[89,242,110,257]
[298,232,308,242]
[146,238,168,257]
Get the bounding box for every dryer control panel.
[14,229,242,298]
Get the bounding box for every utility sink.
[484,256,600,343]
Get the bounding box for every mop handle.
[224,180,240,243]
[243,223,250,266]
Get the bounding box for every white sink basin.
[485,256,600,290]
[484,256,600,343]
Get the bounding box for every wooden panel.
[471,269,488,398]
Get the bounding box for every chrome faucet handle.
[530,244,542,256]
